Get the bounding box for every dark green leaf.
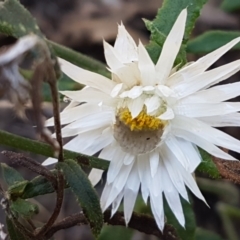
[98,225,133,240]
[6,217,27,240]
[164,197,196,240]
[187,31,240,54]
[58,159,103,237]
[21,174,54,199]
[197,149,220,178]
[1,163,24,186]
[10,198,38,218]
[221,0,240,12]
[146,0,207,64]
[195,228,224,240]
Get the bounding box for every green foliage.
[10,198,38,218]
[146,0,207,64]
[6,217,27,240]
[221,0,240,12]
[58,159,103,237]
[1,163,24,186]
[164,197,196,240]
[197,149,220,178]
[195,228,224,240]
[187,31,240,54]
[98,226,133,240]
[0,0,43,38]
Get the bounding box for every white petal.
[42,157,57,166]
[112,63,140,88]
[149,150,159,177]
[157,85,176,97]
[158,107,174,120]
[198,113,240,127]
[128,97,145,118]
[180,81,240,104]
[60,88,112,105]
[128,86,143,99]
[63,100,79,111]
[176,138,202,172]
[88,169,104,186]
[138,41,156,86]
[58,58,116,94]
[111,191,124,217]
[123,153,135,165]
[156,9,187,84]
[173,115,240,156]
[45,104,100,127]
[111,83,123,97]
[67,109,113,130]
[103,40,124,70]
[174,102,240,118]
[177,36,240,79]
[165,136,189,170]
[144,95,161,114]
[172,118,237,160]
[137,154,151,203]
[150,192,164,231]
[161,164,185,227]
[83,133,113,156]
[123,163,140,224]
[114,23,138,63]
[103,161,134,210]
[159,147,189,201]
[107,147,126,183]
[173,59,240,98]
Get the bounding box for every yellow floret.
[118,108,166,131]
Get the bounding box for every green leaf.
[187,30,240,54]
[8,180,29,199]
[98,225,133,240]
[58,159,103,237]
[195,228,224,240]
[146,0,207,64]
[164,197,196,240]
[21,174,55,199]
[221,0,240,12]
[6,217,27,240]
[10,198,38,218]
[197,149,220,178]
[1,163,25,186]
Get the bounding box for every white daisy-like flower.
[44,9,240,230]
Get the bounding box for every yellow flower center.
[118,108,166,131]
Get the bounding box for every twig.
[1,151,57,188]
[45,210,179,240]
[35,171,64,238]
[213,157,240,185]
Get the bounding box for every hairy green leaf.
[187,30,240,54]
[6,217,27,240]
[146,0,207,64]
[197,149,220,178]
[58,159,103,237]
[10,198,38,218]
[221,0,240,12]
[1,163,24,186]
[165,197,196,240]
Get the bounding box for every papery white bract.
[43,9,240,230]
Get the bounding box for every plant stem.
[0,129,109,170]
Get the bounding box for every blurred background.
[1,0,240,239]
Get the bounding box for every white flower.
[43,9,240,230]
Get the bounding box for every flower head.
[44,9,240,230]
